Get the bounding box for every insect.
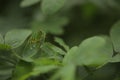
[22,30,46,61]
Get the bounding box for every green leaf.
[50,65,76,80]
[54,37,69,51]
[12,61,33,80]
[32,65,58,76]
[31,58,59,76]
[110,21,120,52]
[20,0,40,7]
[5,29,32,49]
[41,0,67,15]
[63,36,113,67]
[32,58,59,76]
[63,46,79,64]
[12,59,58,80]
[0,34,4,44]
[33,58,61,66]
[32,15,69,35]
[110,54,120,62]
[60,65,76,80]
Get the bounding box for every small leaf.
[0,34,4,44]
[110,21,120,52]
[63,46,79,64]
[33,58,61,66]
[32,15,69,35]
[54,37,69,51]
[20,0,40,7]
[50,65,76,80]
[41,0,67,15]
[61,65,76,80]
[110,54,120,62]
[32,65,58,76]
[31,58,59,76]
[5,29,32,49]
[63,36,113,67]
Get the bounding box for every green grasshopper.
[22,30,46,61]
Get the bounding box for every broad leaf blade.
[110,21,120,52]
[5,29,32,49]
[20,0,40,7]
[64,36,113,67]
[41,0,66,15]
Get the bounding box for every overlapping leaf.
[110,21,120,52]
[5,29,32,49]
[63,36,113,67]
[32,14,69,35]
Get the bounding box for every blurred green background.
[0,0,120,80]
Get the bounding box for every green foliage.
[50,65,76,80]
[31,14,69,35]
[21,0,41,7]
[1,23,120,80]
[0,0,120,80]
[41,0,67,15]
